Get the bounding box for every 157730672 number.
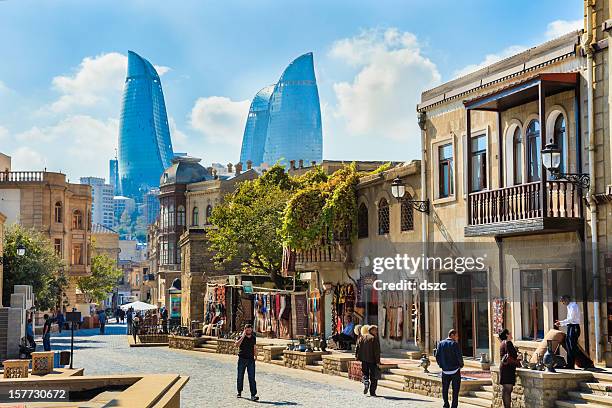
[3,389,68,402]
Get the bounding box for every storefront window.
[520,269,544,340]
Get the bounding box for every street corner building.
[240,52,323,169]
[118,50,174,200]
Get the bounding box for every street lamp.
[389,176,430,214]
[541,142,590,189]
[16,243,25,257]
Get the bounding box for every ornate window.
[470,135,487,192]
[54,201,62,223]
[378,198,389,235]
[192,207,199,226]
[54,239,62,257]
[357,203,368,238]
[526,120,541,182]
[177,205,186,226]
[513,127,523,185]
[400,194,414,232]
[438,143,454,198]
[554,114,566,174]
[206,204,213,225]
[168,204,175,227]
[72,243,83,265]
[72,210,83,230]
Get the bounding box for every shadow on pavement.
[254,401,298,406]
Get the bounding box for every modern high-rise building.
[143,188,160,225]
[117,51,174,201]
[80,177,115,229]
[262,52,322,167]
[239,86,274,167]
[109,159,119,196]
[239,53,323,168]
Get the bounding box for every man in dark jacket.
[435,329,464,408]
[359,325,381,397]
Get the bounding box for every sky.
[0,0,583,182]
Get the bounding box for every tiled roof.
[92,223,117,234]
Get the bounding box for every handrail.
[0,171,45,183]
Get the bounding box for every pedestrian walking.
[498,329,521,408]
[98,309,107,334]
[359,325,381,397]
[554,294,594,369]
[42,314,53,351]
[435,329,463,408]
[234,324,259,401]
[354,325,367,393]
[160,306,168,334]
[132,313,141,344]
[25,318,36,350]
[56,310,65,333]
[126,307,133,335]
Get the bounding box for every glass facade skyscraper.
[240,52,323,168]
[118,51,174,200]
[239,86,274,167]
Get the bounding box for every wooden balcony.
[283,241,351,275]
[465,180,584,237]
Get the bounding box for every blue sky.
[0,0,582,181]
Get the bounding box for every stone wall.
[138,334,168,344]
[321,355,354,376]
[216,339,238,355]
[283,351,327,370]
[491,367,593,408]
[168,335,204,350]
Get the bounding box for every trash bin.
[59,351,71,366]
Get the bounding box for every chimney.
[298,159,304,169]
[311,161,316,167]
[289,160,296,170]
[235,162,242,175]
[227,163,233,174]
[246,160,253,170]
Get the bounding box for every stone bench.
[217,338,238,355]
[31,351,54,375]
[3,360,29,378]
[168,335,205,350]
[262,346,286,362]
[283,350,329,370]
[322,354,355,376]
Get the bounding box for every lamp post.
[541,142,590,189]
[390,176,430,214]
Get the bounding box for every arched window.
[206,205,213,225]
[72,210,83,230]
[357,203,369,238]
[401,193,414,232]
[168,204,175,227]
[513,126,523,185]
[54,201,63,223]
[192,207,199,226]
[554,114,566,174]
[526,120,541,182]
[378,198,389,235]
[177,205,185,226]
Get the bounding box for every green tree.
[208,165,294,284]
[75,253,122,304]
[3,225,66,310]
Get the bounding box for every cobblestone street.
[49,323,440,407]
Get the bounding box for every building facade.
[117,50,174,200]
[0,169,92,307]
[80,177,115,229]
[239,86,274,167]
[109,159,119,196]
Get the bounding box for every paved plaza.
[49,323,440,407]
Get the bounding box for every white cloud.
[452,45,526,79]
[329,28,440,141]
[189,96,250,146]
[12,115,118,177]
[546,19,582,40]
[48,52,170,114]
[0,126,8,142]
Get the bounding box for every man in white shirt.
[554,295,582,369]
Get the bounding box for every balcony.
[465,180,584,237]
[0,171,44,183]
[283,240,352,275]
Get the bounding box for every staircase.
[556,373,612,407]
[305,360,324,373]
[459,384,493,407]
[194,338,217,353]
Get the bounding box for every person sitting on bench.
[332,315,355,350]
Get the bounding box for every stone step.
[581,381,612,394]
[388,368,413,376]
[567,391,612,406]
[469,390,494,399]
[458,396,491,407]
[396,363,419,371]
[376,379,405,392]
[193,347,216,354]
[555,400,609,408]
[593,373,612,383]
[379,373,405,383]
[269,360,285,366]
[200,343,217,350]
[305,365,323,373]
[205,340,218,345]
[482,385,494,393]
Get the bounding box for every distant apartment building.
[0,162,92,307]
[109,159,119,196]
[80,177,114,229]
[143,188,160,225]
[113,195,135,225]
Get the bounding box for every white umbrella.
[120,301,157,312]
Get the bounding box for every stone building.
[179,164,258,326]
[415,2,612,367]
[0,211,5,304]
[0,166,92,307]
[91,223,120,308]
